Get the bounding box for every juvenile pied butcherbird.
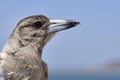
[0,15,79,80]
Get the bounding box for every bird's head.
[12,15,79,47]
[3,15,79,53]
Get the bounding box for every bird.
[0,15,79,80]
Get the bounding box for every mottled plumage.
[0,15,79,80]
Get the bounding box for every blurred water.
[49,74,120,80]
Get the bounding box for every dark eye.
[33,21,42,28]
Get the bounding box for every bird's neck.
[2,35,44,57]
[2,32,56,56]
[2,37,43,80]
[2,35,21,54]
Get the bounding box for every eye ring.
[33,21,42,29]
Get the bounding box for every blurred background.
[0,0,120,80]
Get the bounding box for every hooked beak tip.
[47,19,80,34]
[68,21,80,27]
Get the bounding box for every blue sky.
[0,0,120,72]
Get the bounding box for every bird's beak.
[47,20,80,34]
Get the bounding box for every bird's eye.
[33,21,42,29]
